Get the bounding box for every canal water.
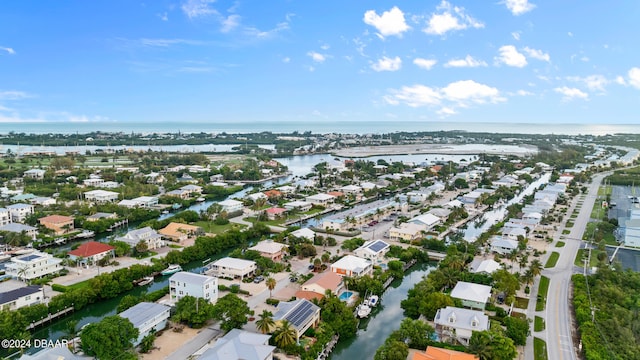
[330,262,435,360]
[460,172,551,242]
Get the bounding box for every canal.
[330,262,435,360]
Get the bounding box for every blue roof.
[20,254,43,262]
[367,240,389,253]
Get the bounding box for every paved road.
[542,172,609,360]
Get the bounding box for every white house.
[83,177,104,187]
[450,282,492,310]
[84,189,120,203]
[490,236,519,255]
[0,208,11,226]
[468,259,501,274]
[119,196,158,208]
[0,285,44,311]
[330,255,373,277]
[115,227,164,250]
[0,223,38,240]
[305,193,336,207]
[119,302,171,346]
[208,257,257,279]
[283,200,312,213]
[5,251,63,281]
[247,192,268,202]
[198,329,275,360]
[273,299,321,340]
[218,199,244,214]
[502,226,527,241]
[248,240,287,262]
[388,223,428,242]
[290,228,316,241]
[624,219,640,247]
[353,240,390,262]
[169,271,218,304]
[30,197,56,206]
[408,213,441,229]
[340,185,362,195]
[67,241,115,266]
[23,169,46,179]
[434,306,489,346]
[7,203,35,223]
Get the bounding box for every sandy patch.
[140,323,200,360]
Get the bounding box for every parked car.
[253,276,264,283]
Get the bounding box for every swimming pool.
[339,291,354,301]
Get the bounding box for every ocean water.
[1,121,639,136]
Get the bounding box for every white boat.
[357,304,371,319]
[367,295,379,307]
[135,276,154,286]
[75,230,95,239]
[162,210,169,214]
[196,197,206,202]
[161,264,182,276]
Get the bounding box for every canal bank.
[329,262,436,360]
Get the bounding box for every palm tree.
[255,310,275,334]
[521,268,534,288]
[529,259,543,277]
[266,277,276,298]
[274,320,297,348]
[321,252,330,263]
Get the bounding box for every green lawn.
[514,297,530,309]
[195,221,247,234]
[536,276,550,311]
[534,316,545,331]
[565,221,574,228]
[574,248,607,268]
[244,216,287,226]
[60,279,91,292]
[598,185,612,197]
[545,252,560,268]
[534,337,548,360]
[562,229,570,235]
[555,241,565,247]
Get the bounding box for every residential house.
[0,285,44,311]
[115,227,164,250]
[468,259,501,274]
[166,189,190,199]
[0,208,11,226]
[290,228,316,241]
[0,223,38,240]
[119,302,171,346]
[180,184,203,195]
[247,192,268,203]
[409,213,441,230]
[388,223,428,242]
[340,184,362,195]
[38,215,74,235]
[23,169,46,179]
[11,194,36,203]
[159,222,203,242]
[218,199,244,214]
[248,240,287,262]
[197,329,275,360]
[5,251,63,281]
[119,196,158,208]
[273,299,321,340]
[502,226,527,241]
[353,240,390,262]
[490,236,519,255]
[67,241,115,266]
[83,177,104,187]
[20,347,83,360]
[263,189,282,200]
[169,271,218,304]
[7,203,35,223]
[84,189,119,203]
[30,197,56,206]
[450,282,492,310]
[265,207,287,220]
[275,185,296,195]
[208,257,257,279]
[305,193,335,207]
[412,346,479,360]
[297,271,344,301]
[86,212,118,222]
[330,255,373,277]
[283,201,312,213]
[434,306,489,346]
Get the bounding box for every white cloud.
[181,0,218,19]
[320,44,330,50]
[444,55,487,68]
[516,90,534,96]
[158,12,169,21]
[244,21,289,39]
[567,75,608,92]
[504,0,536,15]
[282,57,291,63]
[384,80,504,113]
[629,67,640,89]
[307,51,327,63]
[221,14,241,33]
[138,38,205,47]
[511,32,521,41]
[371,56,402,72]
[496,45,527,67]
[0,90,31,100]
[523,47,550,62]
[423,1,483,36]
[413,58,437,70]
[363,6,410,38]
[554,86,588,101]
[615,76,626,86]
[0,46,15,55]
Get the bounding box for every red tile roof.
[39,215,74,224]
[68,241,114,257]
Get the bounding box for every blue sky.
[1,0,640,125]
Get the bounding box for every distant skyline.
[1,1,640,125]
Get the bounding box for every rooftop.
[119,302,170,329]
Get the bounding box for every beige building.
[38,215,74,235]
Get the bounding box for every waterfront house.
[159,222,203,243]
[490,236,519,255]
[218,199,244,214]
[408,213,441,230]
[119,302,171,346]
[305,193,335,207]
[0,223,38,240]
[86,212,118,222]
[450,282,492,310]
[273,299,321,340]
[118,196,158,209]
[7,203,35,223]
[502,226,527,241]
[298,271,344,300]
[276,185,296,195]
[247,192,268,202]
[248,240,287,262]
[197,329,275,360]
[23,169,46,179]
[265,207,287,220]
[434,306,489,346]
[67,241,115,266]
[468,259,501,275]
[330,255,373,277]
[166,189,190,199]
[0,208,11,226]
[38,215,74,235]
[169,271,218,304]
[283,200,312,213]
[115,227,164,250]
[412,346,479,360]
[0,285,44,311]
[263,189,283,200]
[388,223,428,242]
[180,184,203,195]
[353,239,390,262]
[289,227,316,241]
[208,257,257,280]
[84,189,119,203]
[5,251,63,281]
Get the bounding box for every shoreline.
[331,143,538,158]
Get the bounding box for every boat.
[134,276,154,286]
[75,230,95,239]
[367,295,379,307]
[54,237,66,245]
[357,304,371,319]
[162,210,169,214]
[172,203,182,210]
[196,197,206,202]
[161,264,182,275]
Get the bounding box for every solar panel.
[287,301,316,328]
[21,254,42,262]
[368,241,388,252]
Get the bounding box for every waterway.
[459,172,552,242]
[330,262,435,360]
